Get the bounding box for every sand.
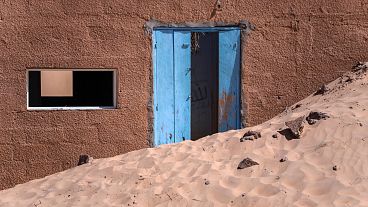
[1,65,368,206]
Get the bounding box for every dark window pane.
[28,70,115,108]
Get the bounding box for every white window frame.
[26,69,117,110]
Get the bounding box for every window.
[27,69,116,110]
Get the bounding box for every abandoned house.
[1,0,368,190]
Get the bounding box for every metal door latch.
[182,44,189,49]
[186,67,191,75]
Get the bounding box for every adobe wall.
[1,0,368,190]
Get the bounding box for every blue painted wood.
[153,30,175,146]
[154,27,240,32]
[218,29,241,132]
[174,31,191,142]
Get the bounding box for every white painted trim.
[27,107,116,111]
[27,68,117,71]
[113,69,117,108]
[26,69,117,110]
[26,69,30,109]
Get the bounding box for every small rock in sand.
[240,135,254,141]
[352,62,368,72]
[345,76,353,83]
[240,131,261,142]
[278,116,304,140]
[237,158,259,169]
[285,117,305,136]
[333,165,337,171]
[272,134,278,138]
[307,119,317,125]
[314,84,328,96]
[292,104,302,110]
[306,111,330,125]
[279,157,288,162]
[77,154,91,166]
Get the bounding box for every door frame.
[152,27,242,146]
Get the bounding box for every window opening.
[27,69,116,109]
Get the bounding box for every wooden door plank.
[153,30,175,146]
[174,31,191,142]
[218,29,241,132]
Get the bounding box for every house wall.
[1,0,368,190]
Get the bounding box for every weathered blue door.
[153,30,174,146]
[174,32,191,143]
[153,30,191,146]
[218,29,241,131]
[153,28,241,146]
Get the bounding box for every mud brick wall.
[1,0,368,190]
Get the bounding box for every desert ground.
[0,64,368,206]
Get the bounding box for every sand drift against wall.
[1,64,368,206]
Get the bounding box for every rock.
[352,62,368,72]
[77,154,91,166]
[333,165,337,171]
[279,157,288,162]
[278,116,305,140]
[306,111,330,125]
[240,136,254,141]
[272,134,278,138]
[345,76,353,83]
[314,84,328,96]
[308,119,317,125]
[278,128,298,140]
[204,179,210,185]
[285,116,305,136]
[240,131,261,142]
[237,158,259,169]
[292,104,302,110]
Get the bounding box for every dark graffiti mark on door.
[192,81,208,102]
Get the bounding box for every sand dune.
[1,65,368,206]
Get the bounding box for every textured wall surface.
[1,0,368,190]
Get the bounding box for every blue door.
[153,28,241,146]
[174,32,191,143]
[153,30,191,146]
[218,29,241,131]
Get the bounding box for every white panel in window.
[41,71,73,97]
